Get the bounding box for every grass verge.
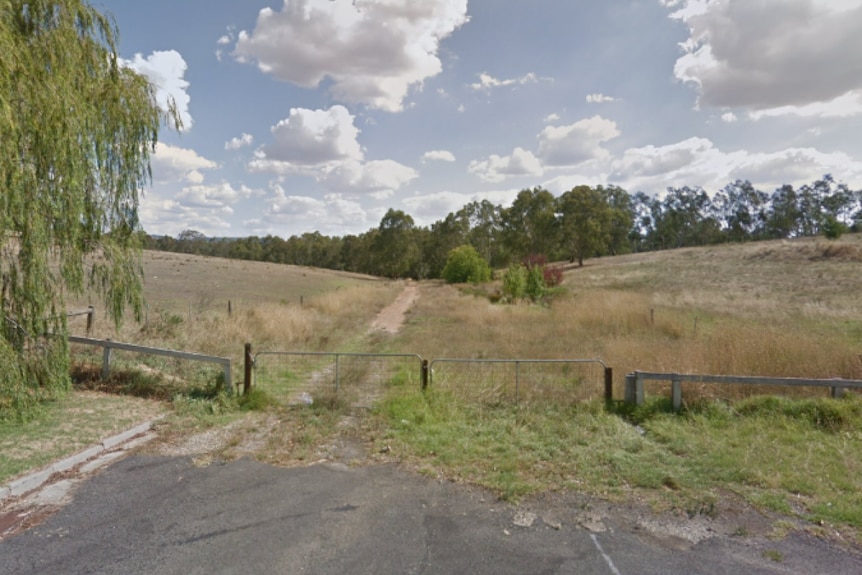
[0,391,166,484]
[371,385,862,539]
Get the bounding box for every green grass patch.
[0,391,165,484]
[374,388,862,529]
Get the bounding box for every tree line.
[148,175,862,279]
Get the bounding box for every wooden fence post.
[244,343,253,395]
[86,306,94,335]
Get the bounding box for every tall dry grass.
[71,282,403,386]
[392,236,862,399]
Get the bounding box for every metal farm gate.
[251,351,424,407]
[429,358,611,406]
[248,346,612,408]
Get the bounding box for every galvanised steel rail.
[625,371,862,411]
[69,335,232,394]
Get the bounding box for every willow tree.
[0,0,177,418]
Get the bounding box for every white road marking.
[591,533,622,575]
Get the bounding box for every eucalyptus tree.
[765,184,802,239]
[713,180,769,242]
[556,185,612,267]
[1,0,178,415]
[462,200,505,268]
[500,187,559,263]
[372,209,420,278]
[599,185,635,256]
[424,210,471,278]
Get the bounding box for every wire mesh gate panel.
[429,359,608,406]
[253,352,423,407]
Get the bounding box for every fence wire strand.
[430,359,606,406]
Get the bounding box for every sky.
[95,0,862,238]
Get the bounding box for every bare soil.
[368,281,419,334]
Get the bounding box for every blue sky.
[96,0,862,238]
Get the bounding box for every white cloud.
[586,93,617,104]
[175,182,259,209]
[254,187,369,235]
[537,116,620,166]
[254,106,362,169]
[151,143,217,185]
[215,27,237,61]
[422,150,456,162]
[249,105,417,196]
[225,133,255,151]
[467,115,620,183]
[233,0,469,112]
[543,113,560,123]
[121,50,193,130]
[726,148,862,189]
[401,191,469,225]
[468,147,543,183]
[721,112,738,123]
[606,137,862,195]
[139,195,234,236]
[470,72,540,91]
[322,159,418,198]
[749,92,862,119]
[668,0,862,117]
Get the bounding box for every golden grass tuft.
[390,237,862,402]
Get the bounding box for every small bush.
[821,215,847,240]
[522,254,547,269]
[525,265,547,301]
[502,261,553,303]
[543,265,564,287]
[501,263,527,301]
[237,388,275,411]
[442,245,492,284]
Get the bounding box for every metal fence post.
[421,359,429,391]
[515,360,520,404]
[244,343,253,395]
[624,373,635,405]
[672,377,682,412]
[335,354,340,392]
[101,341,113,380]
[624,372,645,406]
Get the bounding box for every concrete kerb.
[1,417,163,501]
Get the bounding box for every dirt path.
[368,282,419,334]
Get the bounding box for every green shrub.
[501,263,527,300]
[442,245,492,284]
[822,215,847,240]
[525,265,547,301]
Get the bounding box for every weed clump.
[734,395,862,432]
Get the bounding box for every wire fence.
[429,358,609,406]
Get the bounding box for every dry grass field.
[3,253,398,484]
[6,236,862,543]
[390,234,862,398]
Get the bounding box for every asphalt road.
[2,456,861,574]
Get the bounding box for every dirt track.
[368,282,418,334]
